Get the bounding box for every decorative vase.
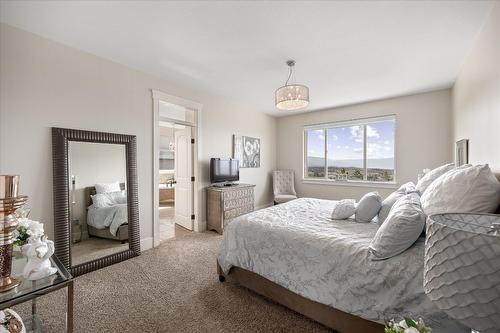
[0,175,28,292]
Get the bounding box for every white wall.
[277,89,453,200]
[0,23,277,245]
[453,3,500,173]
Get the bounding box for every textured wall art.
[233,135,260,168]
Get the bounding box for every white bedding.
[87,204,128,236]
[217,198,467,333]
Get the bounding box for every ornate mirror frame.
[52,127,141,276]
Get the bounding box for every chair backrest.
[273,170,296,196]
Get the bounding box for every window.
[304,116,395,183]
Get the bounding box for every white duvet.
[87,204,128,236]
[217,198,467,333]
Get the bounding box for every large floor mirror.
[52,128,140,276]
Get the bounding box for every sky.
[307,120,395,167]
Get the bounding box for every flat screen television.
[210,158,239,184]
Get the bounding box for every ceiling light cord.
[285,65,293,86]
[284,60,295,86]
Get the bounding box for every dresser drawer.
[223,196,253,210]
[224,203,254,220]
[223,188,253,200]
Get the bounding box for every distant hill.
[308,156,394,169]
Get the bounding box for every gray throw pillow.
[355,192,382,223]
[378,182,417,225]
[369,192,426,260]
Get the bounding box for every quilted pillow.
[91,190,127,209]
[415,163,455,195]
[378,182,417,225]
[355,192,382,223]
[421,164,500,216]
[332,199,356,220]
[369,192,426,260]
[95,181,121,194]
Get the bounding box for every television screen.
[210,158,239,183]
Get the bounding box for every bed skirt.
[217,261,384,333]
[88,224,128,241]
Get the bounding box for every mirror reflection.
[68,141,129,266]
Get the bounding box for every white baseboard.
[256,202,274,210]
[140,237,154,251]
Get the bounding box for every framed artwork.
[233,135,260,168]
[455,139,469,166]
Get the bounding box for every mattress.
[217,198,467,333]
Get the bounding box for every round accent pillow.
[355,192,382,223]
[331,199,356,220]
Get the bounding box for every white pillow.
[421,164,500,216]
[378,182,416,225]
[91,190,127,209]
[332,199,356,220]
[95,181,121,194]
[369,192,426,260]
[415,163,455,195]
[355,192,382,223]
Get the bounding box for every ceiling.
[0,1,494,117]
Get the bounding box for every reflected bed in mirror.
[52,128,140,276]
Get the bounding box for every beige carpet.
[13,232,331,332]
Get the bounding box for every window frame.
[303,115,397,187]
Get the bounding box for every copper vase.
[0,175,27,292]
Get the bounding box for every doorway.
[158,121,194,241]
[152,90,202,247]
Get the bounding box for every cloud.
[367,142,394,158]
[330,134,338,141]
[315,129,325,141]
[366,125,380,138]
[350,125,363,143]
[350,125,362,137]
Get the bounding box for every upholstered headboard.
[84,182,126,207]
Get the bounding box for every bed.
[85,184,129,242]
[217,198,469,333]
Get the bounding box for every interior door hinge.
[191,138,195,144]
[191,214,195,220]
[191,176,195,182]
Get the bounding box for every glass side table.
[0,253,73,332]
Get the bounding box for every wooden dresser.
[207,184,255,234]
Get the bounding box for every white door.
[174,126,193,230]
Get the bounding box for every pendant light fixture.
[275,60,309,111]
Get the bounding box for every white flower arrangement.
[13,218,45,247]
[385,318,431,333]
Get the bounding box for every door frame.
[152,90,202,247]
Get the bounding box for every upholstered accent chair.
[273,170,297,204]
